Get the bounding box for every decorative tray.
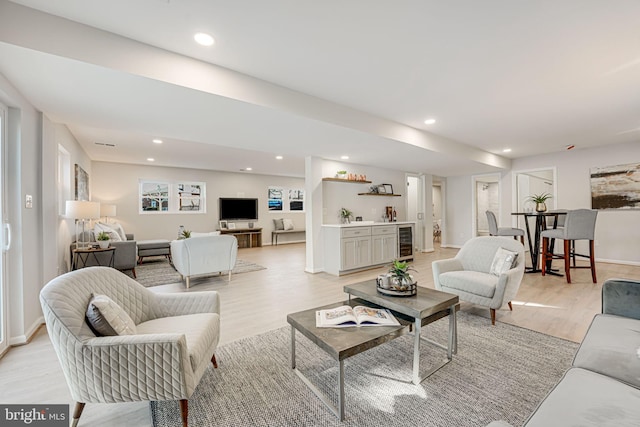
[377,282,417,297]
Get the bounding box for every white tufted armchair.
[432,236,525,325]
[39,267,220,427]
[171,234,238,288]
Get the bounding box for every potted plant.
[339,207,353,224]
[528,193,552,212]
[388,259,417,291]
[178,229,191,239]
[336,170,347,179]
[96,231,110,249]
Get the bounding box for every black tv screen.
[219,198,258,221]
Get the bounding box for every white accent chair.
[171,234,238,288]
[39,267,220,427]
[432,236,525,325]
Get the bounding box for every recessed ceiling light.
[424,118,436,125]
[147,158,155,162]
[194,32,214,46]
[341,155,349,160]
[152,139,163,144]
[502,148,512,153]
[275,155,283,160]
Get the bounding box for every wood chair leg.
[490,308,496,325]
[211,353,218,368]
[71,402,85,427]
[508,301,513,311]
[132,268,137,279]
[564,240,572,284]
[541,237,548,276]
[589,240,597,283]
[519,235,524,244]
[179,399,188,427]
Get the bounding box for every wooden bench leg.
[179,400,188,427]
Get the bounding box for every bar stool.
[540,209,598,283]
[486,211,525,244]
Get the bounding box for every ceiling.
[1,0,638,178]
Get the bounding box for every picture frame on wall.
[219,220,227,229]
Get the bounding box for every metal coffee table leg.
[290,326,346,421]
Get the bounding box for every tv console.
[220,228,262,249]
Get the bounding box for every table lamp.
[100,203,117,223]
[66,200,100,249]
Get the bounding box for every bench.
[272,229,306,246]
[137,239,172,264]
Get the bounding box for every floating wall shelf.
[322,177,372,184]
[357,193,401,197]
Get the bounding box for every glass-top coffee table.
[344,279,459,385]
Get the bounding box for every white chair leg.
[228,271,232,282]
[186,276,190,289]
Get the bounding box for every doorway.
[406,174,424,251]
[472,173,501,237]
[512,168,557,231]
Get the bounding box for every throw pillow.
[273,218,284,230]
[489,247,519,276]
[86,294,137,336]
[283,218,294,231]
[94,222,123,242]
[110,222,127,241]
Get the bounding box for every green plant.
[388,259,417,284]
[96,231,110,241]
[339,207,353,219]
[527,193,552,203]
[337,170,347,175]
[179,229,191,239]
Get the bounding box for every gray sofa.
[71,231,138,277]
[489,278,640,426]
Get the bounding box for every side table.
[72,247,116,270]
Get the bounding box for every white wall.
[90,161,305,244]
[446,141,640,264]
[322,160,406,224]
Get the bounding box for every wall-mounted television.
[219,198,258,221]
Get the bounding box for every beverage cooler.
[397,224,414,261]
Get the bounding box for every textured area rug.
[133,258,266,287]
[151,312,578,427]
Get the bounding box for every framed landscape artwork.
[590,162,640,209]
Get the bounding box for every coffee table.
[344,279,459,385]
[287,298,409,421]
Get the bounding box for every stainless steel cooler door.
[398,225,414,260]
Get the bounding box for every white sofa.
[171,234,238,288]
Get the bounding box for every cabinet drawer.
[341,227,371,238]
[372,225,397,236]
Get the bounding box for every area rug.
[150,312,578,427]
[133,258,266,287]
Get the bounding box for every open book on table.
[316,305,400,328]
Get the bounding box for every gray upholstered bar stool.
[486,210,525,244]
[541,209,598,283]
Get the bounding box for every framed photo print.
[382,184,394,195]
[219,220,228,229]
[377,185,387,194]
[227,223,236,230]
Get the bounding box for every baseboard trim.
[441,244,462,249]
[9,317,45,347]
[596,258,640,267]
[268,239,306,246]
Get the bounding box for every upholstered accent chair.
[486,210,525,244]
[171,234,238,288]
[40,267,220,427]
[541,209,598,283]
[432,236,525,325]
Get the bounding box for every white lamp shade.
[66,200,100,220]
[100,203,117,217]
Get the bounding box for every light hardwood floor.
[1,242,637,427]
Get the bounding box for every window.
[139,180,205,214]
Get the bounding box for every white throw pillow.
[282,218,294,231]
[489,247,518,276]
[94,222,123,242]
[110,222,127,241]
[86,294,136,336]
